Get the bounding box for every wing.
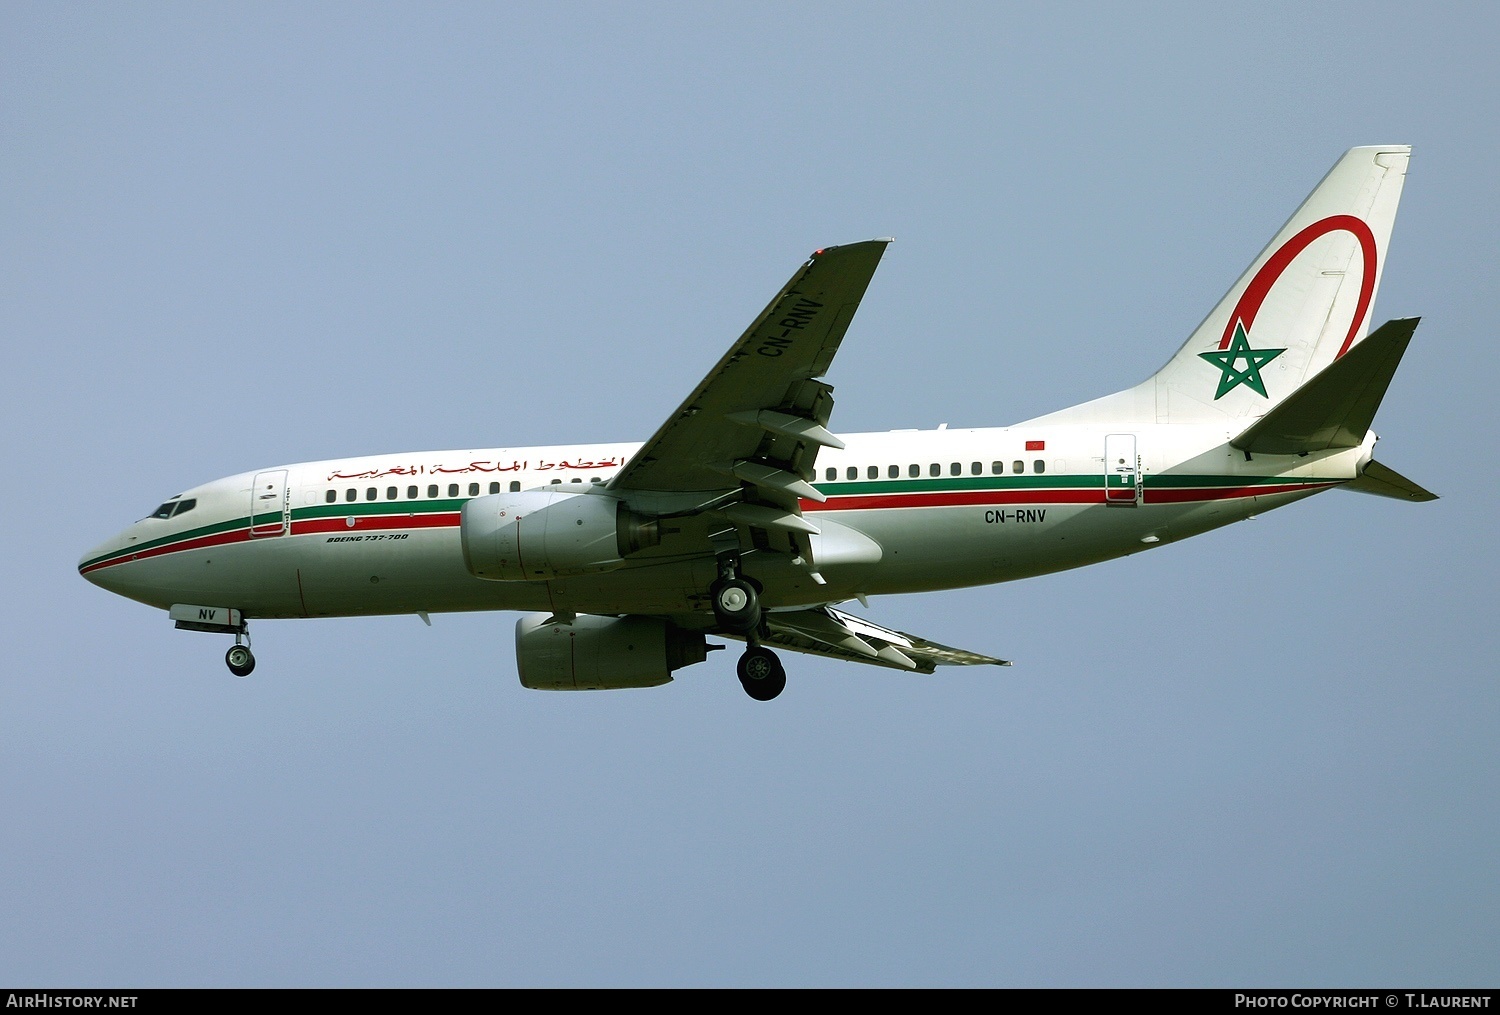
[607,240,891,560]
[723,605,1011,674]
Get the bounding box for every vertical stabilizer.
[1024,146,1410,427]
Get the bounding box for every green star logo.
[1199,320,1286,399]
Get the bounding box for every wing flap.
[720,502,822,535]
[726,409,845,450]
[726,605,1011,674]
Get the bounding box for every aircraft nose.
[78,530,144,597]
[79,522,185,609]
[79,537,122,589]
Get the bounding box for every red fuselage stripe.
[803,489,1102,512]
[291,513,462,535]
[79,527,252,574]
[81,487,1331,574]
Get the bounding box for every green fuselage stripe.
[85,473,1339,572]
[811,472,1332,497]
[295,498,469,520]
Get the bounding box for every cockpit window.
[147,496,198,520]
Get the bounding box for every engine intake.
[461,490,660,581]
[515,614,711,690]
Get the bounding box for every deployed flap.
[1232,317,1419,455]
[608,239,891,498]
[726,605,1010,674]
[1343,459,1438,502]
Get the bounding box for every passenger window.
[325,490,337,504]
[1034,460,1046,474]
[386,486,397,500]
[509,481,521,492]
[345,489,357,503]
[888,465,899,479]
[427,485,438,498]
[408,485,418,499]
[550,478,561,485]
[366,488,377,501]
[570,477,582,483]
[448,484,459,497]
[847,467,858,481]
[950,462,961,476]
[908,464,920,478]
[1012,460,1024,474]
[929,463,940,477]
[868,466,878,480]
[489,482,500,494]
[468,482,480,496]
[992,461,1003,474]
[826,467,837,481]
[971,462,982,475]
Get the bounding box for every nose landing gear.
[225,629,255,677]
[170,604,256,676]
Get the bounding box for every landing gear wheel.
[737,646,785,701]
[225,645,255,678]
[711,577,761,634]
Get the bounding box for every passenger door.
[1104,434,1140,506]
[249,470,289,537]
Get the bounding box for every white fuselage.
[79,422,1372,626]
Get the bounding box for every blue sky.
[3,3,1496,987]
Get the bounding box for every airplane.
[79,145,1434,701]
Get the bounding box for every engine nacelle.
[514,614,711,690]
[460,490,659,581]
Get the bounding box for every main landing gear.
[737,644,786,701]
[225,629,255,677]
[710,560,761,635]
[711,555,785,701]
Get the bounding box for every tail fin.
[1025,146,1411,426]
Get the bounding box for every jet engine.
[460,490,660,581]
[514,614,712,690]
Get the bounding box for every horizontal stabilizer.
[1343,459,1438,502]
[1232,317,1418,455]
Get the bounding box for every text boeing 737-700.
[80,145,1434,700]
